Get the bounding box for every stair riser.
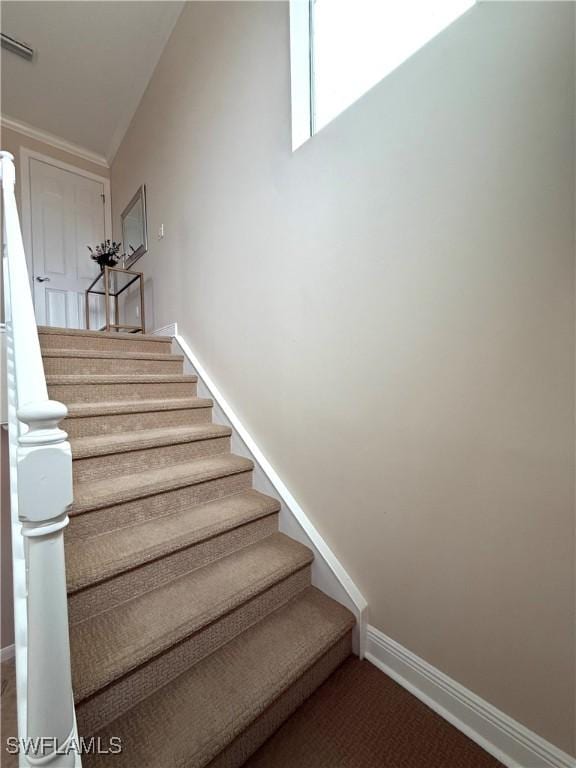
[49,380,197,403]
[73,436,231,484]
[68,513,279,623]
[44,357,183,375]
[76,567,311,735]
[208,633,353,768]
[67,471,253,538]
[39,334,172,354]
[64,406,213,439]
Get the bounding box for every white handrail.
[1,150,78,767]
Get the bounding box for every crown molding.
[1,116,109,168]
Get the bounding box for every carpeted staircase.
[39,326,355,768]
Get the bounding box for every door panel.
[29,158,106,329]
[41,183,67,275]
[46,288,68,328]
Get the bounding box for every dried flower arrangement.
[87,240,125,270]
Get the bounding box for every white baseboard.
[366,626,575,768]
[153,322,368,656]
[1,644,15,663]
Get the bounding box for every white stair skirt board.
[152,323,368,657]
[0,644,15,663]
[366,626,576,768]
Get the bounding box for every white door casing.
[20,148,112,329]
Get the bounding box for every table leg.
[140,277,146,333]
[104,267,110,332]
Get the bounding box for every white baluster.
[2,148,78,766]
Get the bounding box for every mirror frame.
[121,185,148,269]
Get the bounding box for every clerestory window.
[290,0,476,150]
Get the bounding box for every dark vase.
[98,256,118,271]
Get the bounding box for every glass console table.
[85,266,145,333]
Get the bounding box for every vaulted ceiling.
[1,1,184,163]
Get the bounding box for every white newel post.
[1,150,78,766]
[18,403,75,767]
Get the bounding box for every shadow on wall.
[1,428,14,652]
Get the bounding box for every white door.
[28,157,106,329]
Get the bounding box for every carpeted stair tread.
[83,587,355,768]
[70,532,314,702]
[39,326,359,763]
[38,326,171,343]
[65,397,213,418]
[47,373,198,384]
[71,423,232,459]
[42,348,184,362]
[71,454,253,514]
[66,489,281,591]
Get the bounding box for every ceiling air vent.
[1,33,34,61]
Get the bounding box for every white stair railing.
[1,150,78,767]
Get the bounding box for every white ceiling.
[1,1,184,163]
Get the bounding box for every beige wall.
[111,1,575,754]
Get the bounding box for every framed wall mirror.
[121,185,148,268]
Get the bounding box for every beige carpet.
[245,658,505,768]
[38,326,355,767]
[1,656,506,768]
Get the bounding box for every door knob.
[35,276,50,282]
